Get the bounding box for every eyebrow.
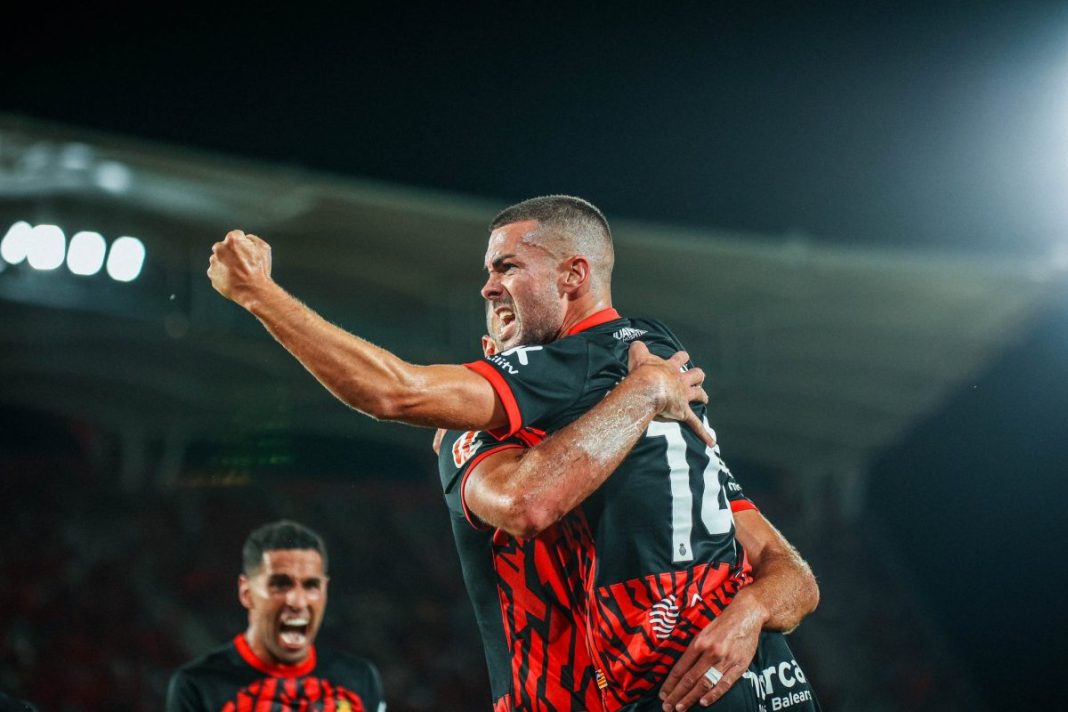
[267,574,324,585]
[489,253,518,271]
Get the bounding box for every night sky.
[5,1,1068,708]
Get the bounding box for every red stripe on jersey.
[566,308,622,335]
[321,680,335,712]
[233,634,317,678]
[585,560,755,710]
[236,691,253,712]
[459,443,526,530]
[493,511,605,711]
[493,695,512,712]
[465,359,523,438]
[306,676,324,700]
[730,499,758,513]
[515,427,547,447]
[254,677,277,710]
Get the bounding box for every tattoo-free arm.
[659,509,819,710]
[208,230,506,431]
[464,346,711,538]
[730,509,820,632]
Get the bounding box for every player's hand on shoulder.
[627,341,715,447]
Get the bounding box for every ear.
[481,335,498,357]
[561,256,590,295]
[238,574,253,610]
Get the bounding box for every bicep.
[397,364,507,431]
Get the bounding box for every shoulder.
[166,642,236,711]
[629,316,684,347]
[316,648,384,694]
[438,430,522,484]
[318,646,381,675]
[172,640,235,678]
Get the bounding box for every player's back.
[465,310,756,709]
[565,319,754,707]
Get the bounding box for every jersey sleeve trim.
[463,360,522,438]
[233,633,317,677]
[730,499,758,513]
[459,443,526,530]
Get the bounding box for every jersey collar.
[566,308,622,336]
[234,633,317,678]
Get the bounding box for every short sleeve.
[437,429,526,530]
[463,337,590,439]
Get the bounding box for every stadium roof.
[1,115,1062,504]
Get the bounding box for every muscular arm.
[660,510,819,710]
[465,345,711,538]
[731,509,819,632]
[208,230,506,430]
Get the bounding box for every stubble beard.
[513,287,565,348]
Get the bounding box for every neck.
[557,294,614,338]
[245,626,273,663]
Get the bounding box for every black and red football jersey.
[165,634,384,712]
[438,429,604,712]
[465,309,759,709]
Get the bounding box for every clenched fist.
[207,230,273,307]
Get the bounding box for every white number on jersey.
[646,419,734,563]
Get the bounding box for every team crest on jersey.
[452,431,481,467]
[612,326,648,342]
[649,594,680,639]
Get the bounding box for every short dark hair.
[242,520,328,575]
[490,195,612,242]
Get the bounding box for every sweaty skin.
[209,219,816,711]
[462,314,818,711]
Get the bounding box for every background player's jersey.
[438,429,603,712]
[165,634,384,712]
[465,309,757,709]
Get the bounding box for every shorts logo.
[650,595,680,639]
[452,431,480,467]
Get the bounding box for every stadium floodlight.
[95,161,131,194]
[67,231,107,276]
[26,224,66,271]
[106,236,146,282]
[1,221,33,264]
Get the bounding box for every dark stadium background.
[3,2,1067,710]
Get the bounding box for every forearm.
[474,368,667,537]
[244,281,497,429]
[735,545,819,633]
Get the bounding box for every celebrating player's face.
[239,548,328,665]
[482,220,567,350]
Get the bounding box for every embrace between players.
[207,195,821,711]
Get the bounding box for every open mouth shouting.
[278,615,310,651]
[495,305,517,344]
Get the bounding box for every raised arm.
[659,510,819,710]
[208,230,506,431]
[464,341,713,538]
